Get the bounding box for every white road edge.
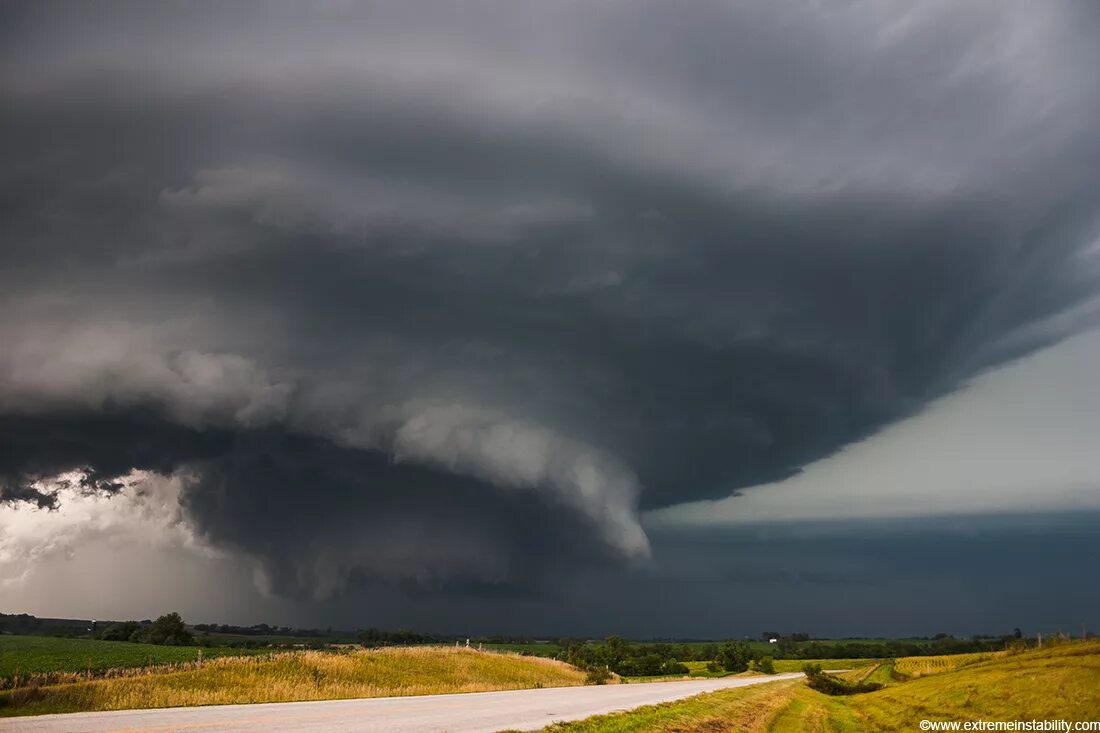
[3,673,803,733]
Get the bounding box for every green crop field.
[0,635,268,686]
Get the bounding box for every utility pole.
[1037,632,1042,649]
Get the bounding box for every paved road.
[4,674,802,733]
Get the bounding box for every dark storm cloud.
[2,1,1100,597]
[181,431,629,599]
[0,412,233,508]
[0,409,626,597]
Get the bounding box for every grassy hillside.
[0,635,268,686]
[846,643,1100,730]
[531,641,1100,732]
[0,646,589,717]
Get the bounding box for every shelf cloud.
[2,1,1100,608]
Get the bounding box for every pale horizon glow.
[647,329,1100,527]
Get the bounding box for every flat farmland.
[0,635,267,685]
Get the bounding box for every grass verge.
[0,646,588,717]
[518,679,803,733]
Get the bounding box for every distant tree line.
[0,611,193,644]
[561,638,785,677]
[358,628,442,647]
[556,637,720,663]
[557,636,690,677]
[556,637,782,677]
[0,612,92,638]
[2,612,1046,664]
[192,623,342,637]
[471,635,544,645]
[98,613,194,646]
[768,636,1016,660]
[553,631,1027,678]
[356,628,547,648]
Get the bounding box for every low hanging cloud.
[2,0,1100,600]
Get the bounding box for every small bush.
[585,666,612,685]
[755,656,776,674]
[661,659,689,675]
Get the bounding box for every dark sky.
[2,1,1099,637]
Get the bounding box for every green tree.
[597,636,631,668]
[100,620,141,641]
[716,641,753,672]
[147,612,193,646]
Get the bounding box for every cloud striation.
[2,0,1100,600]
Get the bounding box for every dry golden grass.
[847,642,1100,731]
[0,646,589,717]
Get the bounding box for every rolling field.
[0,646,590,717]
[836,652,1005,688]
[892,650,1004,679]
[847,642,1100,730]
[0,635,267,686]
[531,641,1100,732]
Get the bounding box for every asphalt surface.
[3,673,802,733]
